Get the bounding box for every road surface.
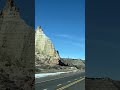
[35,71,85,90]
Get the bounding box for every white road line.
[43,89,47,90]
[67,81,71,83]
[35,76,83,84]
[36,72,84,84]
[57,84,62,86]
[36,75,69,84]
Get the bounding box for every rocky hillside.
[35,27,85,73]
[35,26,60,66]
[0,0,34,89]
[59,58,85,69]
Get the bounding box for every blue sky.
[35,0,85,60]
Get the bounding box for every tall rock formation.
[35,26,60,66]
[0,0,34,89]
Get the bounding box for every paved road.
[35,71,85,90]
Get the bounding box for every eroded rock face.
[0,0,34,89]
[35,26,60,66]
[59,58,85,69]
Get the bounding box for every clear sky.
[35,0,85,60]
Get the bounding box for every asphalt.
[35,71,85,90]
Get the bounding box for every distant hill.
[59,58,85,69]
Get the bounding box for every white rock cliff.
[35,26,60,66]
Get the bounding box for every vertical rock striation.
[0,0,34,89]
